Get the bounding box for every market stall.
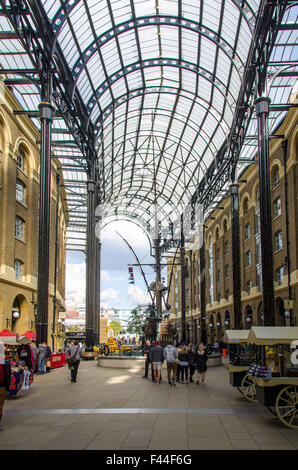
[0,334,34,398]
[247,326,298,428]
[224,329,258,402]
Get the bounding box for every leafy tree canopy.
[126,308,143,335]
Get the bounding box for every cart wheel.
[240,374,258,403]
[275,386,298,429]
[103,345,109,356]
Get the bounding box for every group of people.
[143,340,208,386]
[31,342,52,375]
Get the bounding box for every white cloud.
[127,284,151,306]
[66,262,86,303]
[101,220,150,251]
[101,288,119,303]
[101,270,126,282]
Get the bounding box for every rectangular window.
[14,259,23,280]
[245,223,250,240]
[224,241,229,255]
[246,280,252,295]
[16,179,26,204]
[276,266,283,286]
[274,230,283,251]
[273,197,281,218]
[245,250,251,267]
[15,216,25,241]
[224,264,230,279]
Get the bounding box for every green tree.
[126,308,143,335]
[109,320,122,336]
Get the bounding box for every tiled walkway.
[1,362,298,450]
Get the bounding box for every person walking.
[149,340,164,384]
[36,343,47,375]
[142,339,153,381]
[178,344,189,384]
[187,344,196,383]
[175,343,182,382]
[163,340,178,386]
[0,344,12,431]
[43,342,52,373]
[196,343,208,385]
[65,340,84,383]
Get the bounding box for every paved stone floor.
[1,362,298,450]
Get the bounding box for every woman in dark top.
[196,343,208,385]
[187,344,197,383]
[178,344,189,384]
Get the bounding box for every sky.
[65,220,168,310]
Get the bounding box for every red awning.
[22,331,36,341]
[0,329,17,337]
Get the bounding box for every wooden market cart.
[224,329,258,402]
[247,326,298,429]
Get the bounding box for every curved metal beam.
[94,85,230,141]
[50,0,257,43]
[71,16,245,88]
[99,108,218,164]
[86,57,236,126]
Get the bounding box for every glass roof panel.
[0,0,297,249]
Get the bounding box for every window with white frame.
[246,280,252,295]
[16,179,26,204]
[276,266,284,286]
[273,196,281,218]
[245,250,252,267]
[274,230,283,251]
[17,148,26,173]
[14,259,23,280]
[15,216,25,241]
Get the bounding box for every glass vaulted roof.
[0,0,297,251]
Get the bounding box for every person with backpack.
[65,340,84,383]
[163,340,178,386]
[0,344,12,431]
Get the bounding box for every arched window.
[17,146,27,173]
[243,197,249,215]
[223,219,228,234]
[272,166,280,189]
